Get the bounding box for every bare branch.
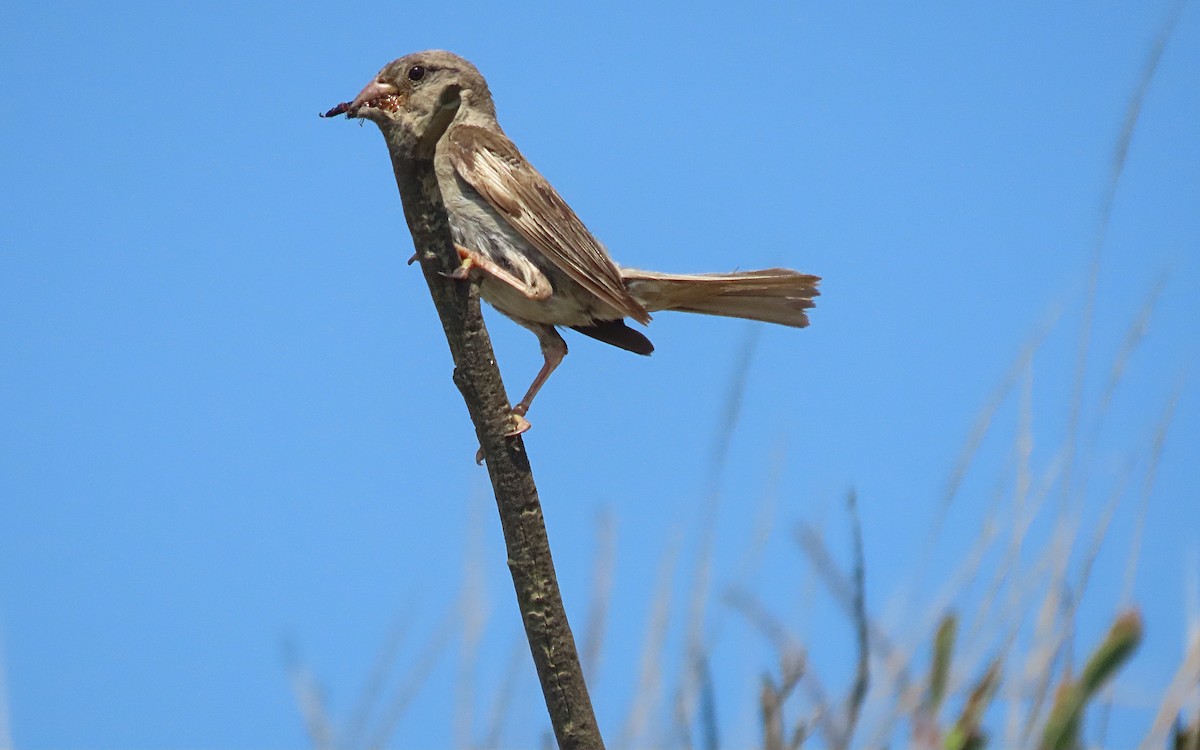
[370,86,603,750]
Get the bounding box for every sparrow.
[324,50,820,433]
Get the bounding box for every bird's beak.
[347,80,400,114]
[321,79,400,119]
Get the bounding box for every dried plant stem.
[844,490,869,745]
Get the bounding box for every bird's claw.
[506,412,532,437]
[474,411,532,464]
[438,253,474,281]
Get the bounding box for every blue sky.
[2,2,1197,748]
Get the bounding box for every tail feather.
[621,267,821,328]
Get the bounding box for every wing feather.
[446,125,650,324]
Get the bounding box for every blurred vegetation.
[287,5,1197,749]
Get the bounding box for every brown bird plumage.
[327,50,820,432]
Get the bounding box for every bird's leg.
[442,244,551,300]
[474,323,566,464]
[511,323,568,428]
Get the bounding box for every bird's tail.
[621,267,821,328]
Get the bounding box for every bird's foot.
[506,411,532,437]
[473,412,532,464]
[438,264,473,281]
[438,245,477,281]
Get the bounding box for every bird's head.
[323,50,495,140]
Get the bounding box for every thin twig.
[914,311,1057,597]
[1017,520,1075,746]
[581,508,617,685]
[620,531,682,749]
[793,524,901,670]
[1061,0,1183,518]
[761,655,806,750]
[843,490,869,746]
[676,326,761,744]
[696,653,720,750]
[724,587,798,657]
[282,639,334,750]
[343,608,415,750]
[483,636,529,750]
[366,606,458,750]
[1120,386,1181,607]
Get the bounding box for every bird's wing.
[445,125,650,324]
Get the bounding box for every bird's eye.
[407,65,427,82]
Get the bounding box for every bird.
[324,50,820,434]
